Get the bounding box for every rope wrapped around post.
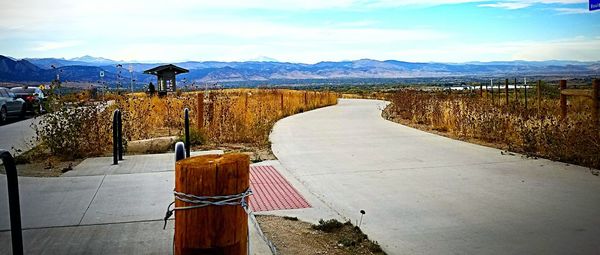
[164,188,253,229]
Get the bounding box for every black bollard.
[117,110,123,160]
[184,108,190,158]
[113,109,119,165]
[1,150,24,255]
[175,142,186,162]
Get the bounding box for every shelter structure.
[143,64,189,95]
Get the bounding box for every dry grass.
[384,88,600,170]
[33,89,337,159]
[116,89,337,145]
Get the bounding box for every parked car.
[0,87,26,124]
[10,86,45,113]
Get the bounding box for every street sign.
[591,0,600,11]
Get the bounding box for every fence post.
[113,109,119,165]
[479,83,483,97]
[207,92,215,125]
[514,78,518,103]
[304,91,308,106]
[490,79,494,104]
[244,92,248,113]
[537,80,542,113]
[174,154,250,254]
[524,79,528,110]
[560,80,567,120]
[184,108,190,158]
[505,79,509,105]
[197,93,204,131]
[593,79,599,126]
[280,92,284,113]
[1,150,24,255]
[117,110,123,160]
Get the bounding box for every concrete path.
[0,151,273,254]
[63,150,223,177]
[0,117,38,156]
[271,99,600,255]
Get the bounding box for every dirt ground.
[2,158,83,177]
[257,215,386,255]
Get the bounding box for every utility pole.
[116,64,123,92]
[129,64,134,93]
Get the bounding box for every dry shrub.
[387,89,600,169]
[34,89,336,159]
[34,102,113,159]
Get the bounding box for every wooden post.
[505,79,509,105]
[244,92,248,112]
[593,79,599,126]
[490,80,494,104]
[280,92,284,112]
[197,93,204,130]
[244,92,248,122]
[514,78,518,103]
[485,84,488,99]
[479,83,483,97]
[524,80,528,110]
[537,80,542,113]
[559,80,567,120]
[304,91,308,106]
[174,154,250,255]
[207,92,215,125]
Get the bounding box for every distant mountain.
[2,54,599,84]
[247,56,279,62]
[0,56,47,81]
[24,58,90,69]
[70,55,118,65]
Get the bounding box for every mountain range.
[1,55,599,86]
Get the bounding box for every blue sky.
[0,0,599,63]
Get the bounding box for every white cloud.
[479,2,532,9]
[479,0,587,9]
[31,41,81,51]
[387,37,600,62]
[553,7,591,14]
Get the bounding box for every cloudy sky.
[0,0,599,63]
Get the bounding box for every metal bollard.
[117,110,123,160]
[184,108,191,158]
[113,109,119,165]
[175,142,186,162]
[1,150,24,255]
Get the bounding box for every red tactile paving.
[249,165,311,212]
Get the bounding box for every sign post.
[591,0,600,11]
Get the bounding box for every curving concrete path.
[0,117,38,156]
[271,99,600,255]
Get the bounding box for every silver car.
[0,87,26,124]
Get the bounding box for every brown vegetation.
[384,83,600,170]
[32,89,337,160]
